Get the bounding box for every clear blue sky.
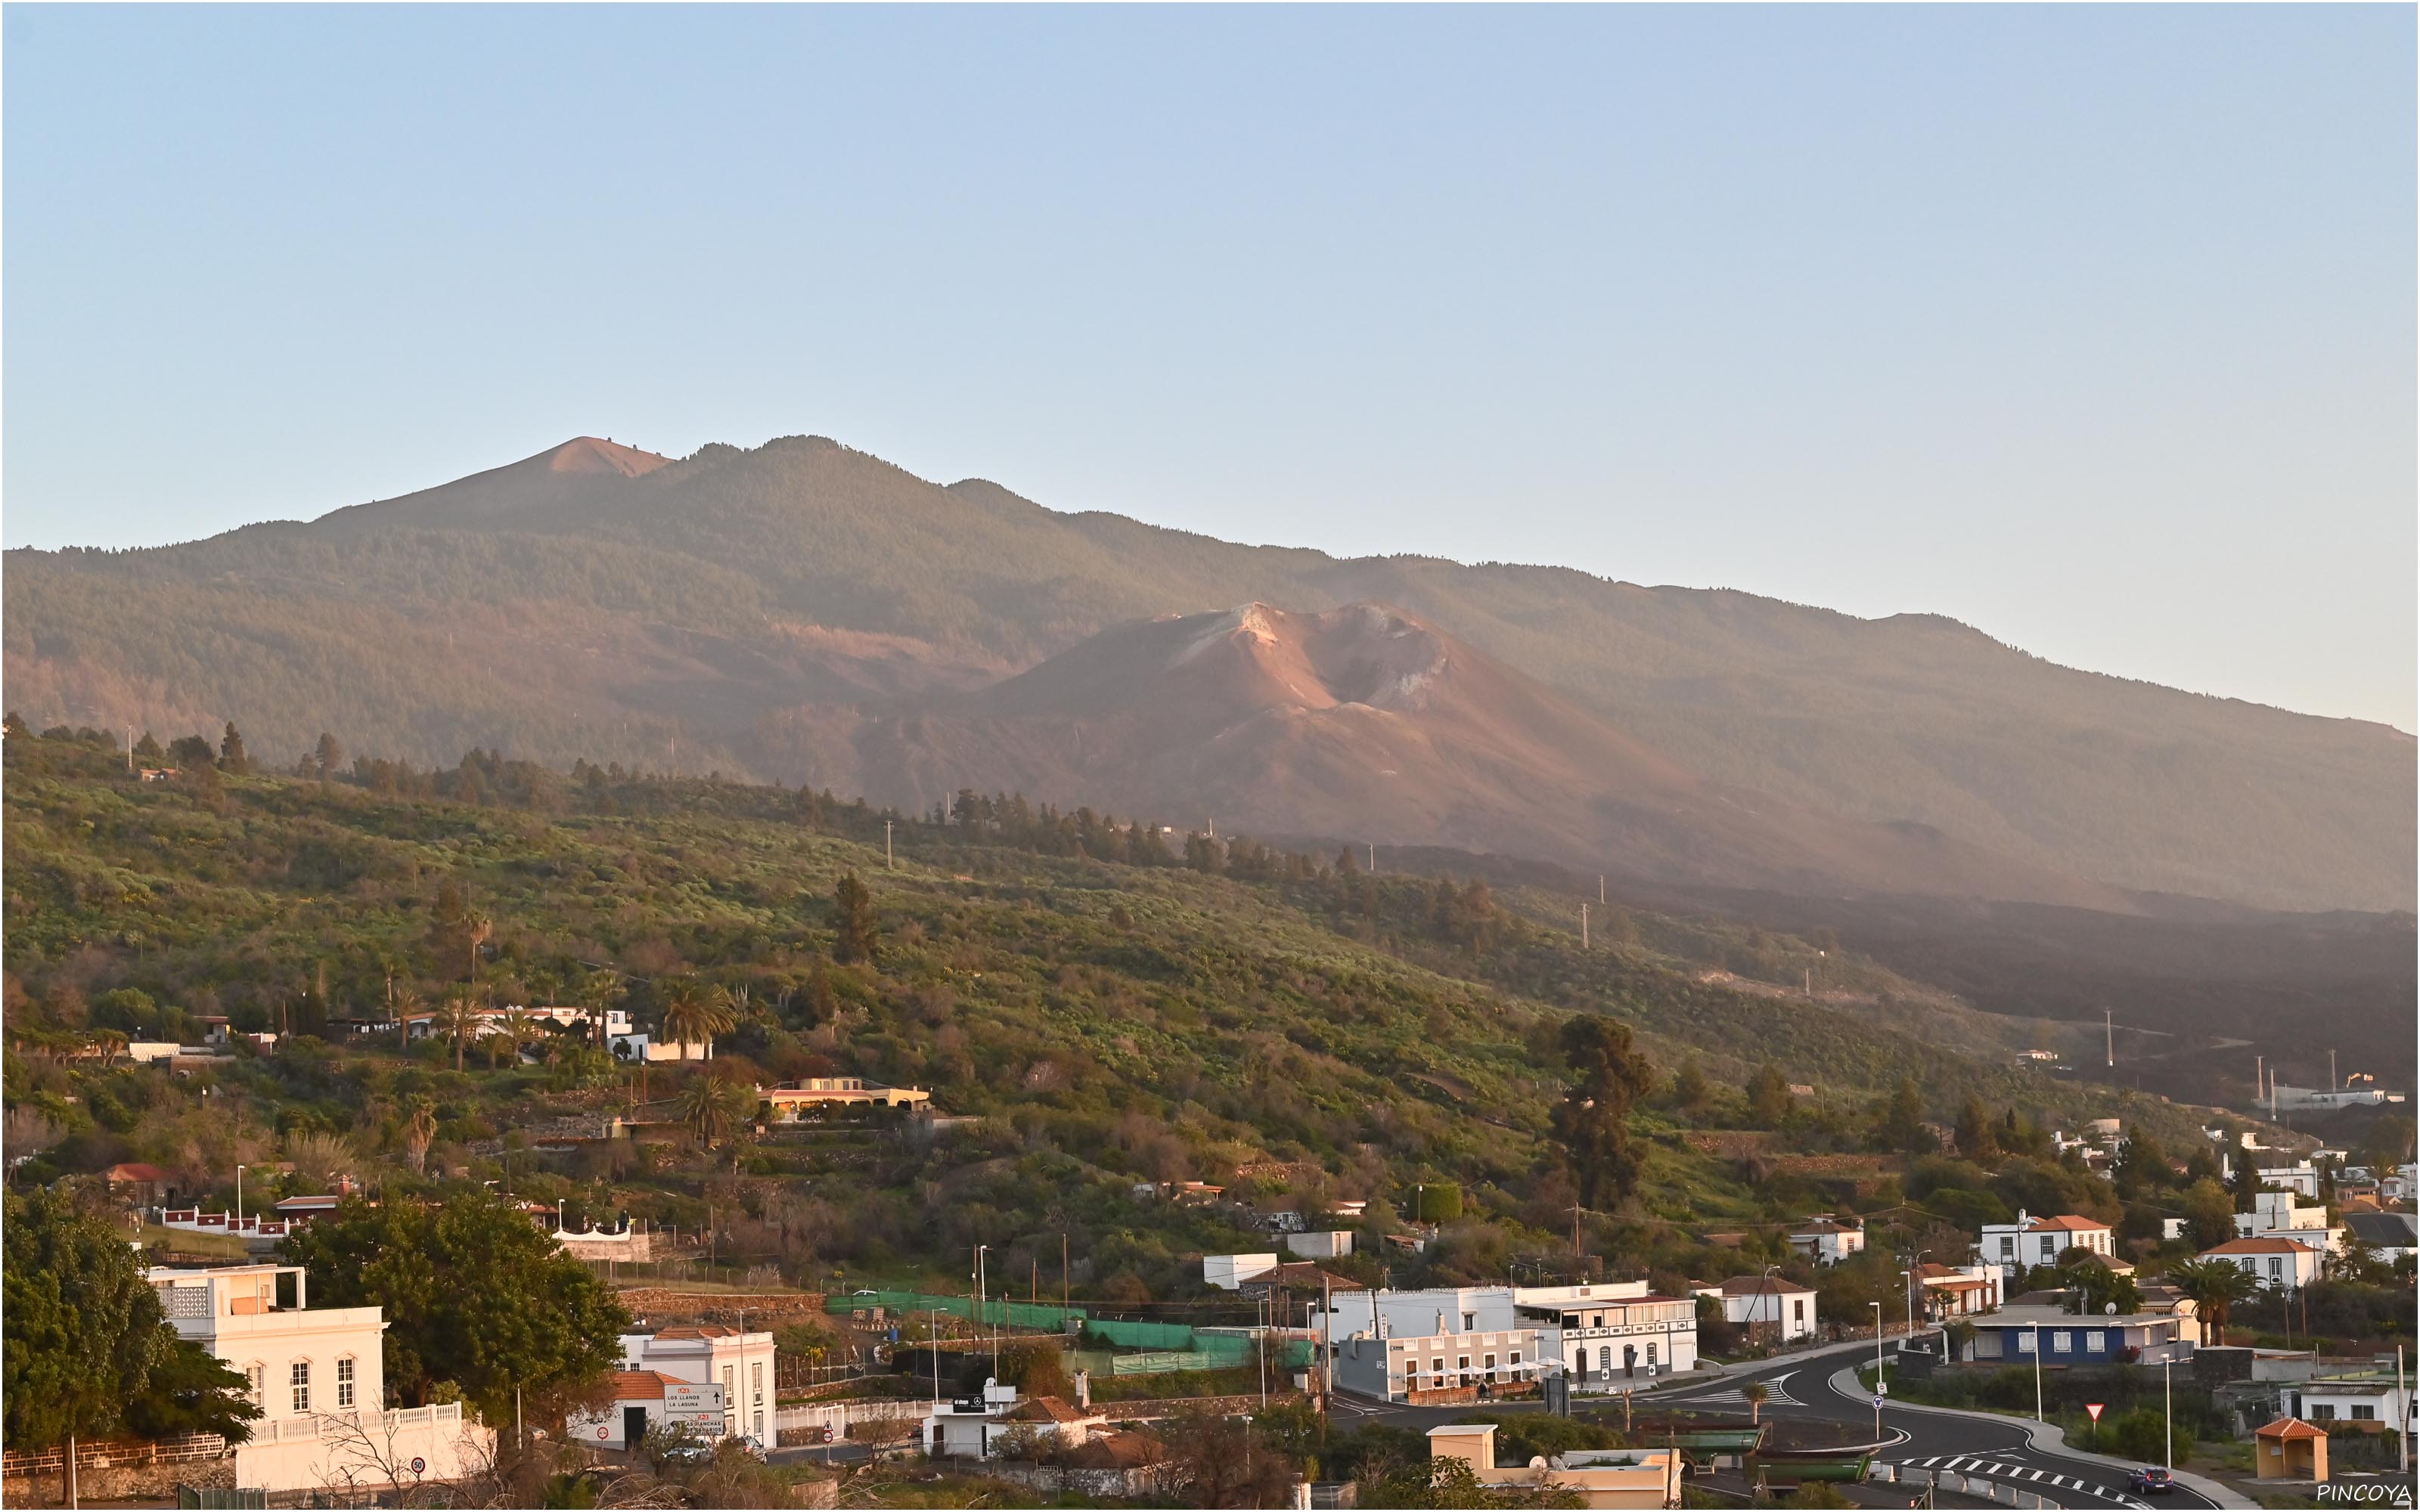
[7,5,2413,729]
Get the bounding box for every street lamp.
[2031,1322,2043,1423]
[1871,1303,1885,1440]
[1903,1250,1931,1354]
[975,1244,994,1383]
[234,1165,247,1229]
[1761,1263,1779,1345]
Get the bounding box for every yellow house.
[1426,1424,1680,1509]
[760,1077,931,1115]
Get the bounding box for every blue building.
[1966,1305,2190,1366]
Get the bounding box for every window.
[2052,1332,2073,1355]
[1564,1314,1580,1329]
[2268,1258,2282,1279]
[1484,1353,1497,1380]
[1462,1313,1475,1331]
[1998,1238,2014,1260]
[2353,1405,2377,1421]
[2311,1404,2337,1421]
[752,1362,763,1406]
[291,1361,312,1413]
[1598,1346,1612,1376]
[2016,1333,2036,1355]
[1793,1300,1805,1324]
[1646,1343,1658,1369]
[244,1364,264,1408]
[722,1365,736,1430]
[337,1357,355,1408]
[1431,1358,1444,1378]
[2085,1333,2105,1355]
[2040,1238,2057,1260]
[1591,1314,1604,1328]
[1457,1356,1470,1375]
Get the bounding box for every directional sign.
[1873,1394,1886,1408]
[2086,1402,2105,1424]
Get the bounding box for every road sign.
[1878,1380,1888,1396]
[2086,1402,2105,1423]
[1873,1394,1886,1408]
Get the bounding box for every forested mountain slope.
[7,433,2409,910]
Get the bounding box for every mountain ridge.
[6,431,2409,912]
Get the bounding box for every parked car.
[2127,1467,2176,1495]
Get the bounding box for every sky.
[6,6,2414,730]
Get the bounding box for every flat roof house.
[1334,1327,1546,1405]
[1426,1423,1681,1509]
[618,1326,777,1450]
[148,1263,492,1492]
[1965,1304,2189,1366]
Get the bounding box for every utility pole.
[2256,1054,2263,1107]
[1569,1204,1583,1257]
[1599,875,1605,904]
[1367,843,1376,872]
[1581,903,1589,950]
[1320,1271,1333,1418]
[2105,1009,2114,1070]
[2330,1049,2338,1090]
[885,820,893,868]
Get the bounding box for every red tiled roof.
[1004,1396,1098,1424]
[2026,1215,2109,1232]
[2201,1238,2320,1256]
[1063,1430,1166,1470]
[1714,1276,1814,1297]
[603,1371,680,1400]
[107,1163,176,1183]
[2255,1418,2328,1441]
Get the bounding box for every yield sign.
[2086,1403,2105,1423]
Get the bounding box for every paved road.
[1330,1342,2215,1509]
[1648,1343,2218,1510]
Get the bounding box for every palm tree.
[658,980,737,1061]
[2165,1257,2261,1347]
[436,996,482,1073]
[676,1074,755,1148]
[497,1006,540,1069]
[1741,1381,1770,1425]
[391,986,425,1051]
[583,969,625,1049]
[402,1098,439,1175]
[285,1129,358,1189]
[465,914,493,986]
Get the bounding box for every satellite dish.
[2105,1302,2119,1315]
[1530,1456,1549,1470]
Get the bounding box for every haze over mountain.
[7,433,2410,912]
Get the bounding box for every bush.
[2098,1406,2190,1464]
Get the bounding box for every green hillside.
[3,725,2235,1296]
[5,434,2409,911]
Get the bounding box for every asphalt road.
[1332,1342,2217,1510]
[1649,1342,2219,1510]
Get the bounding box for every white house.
[1333,1326,1547,1404]
[2282,1371,2415,1434]
[566,1372,726,1451]
[1693,1275,1818,1342]
[1912,1262,2001,1319]
[1788,1218,1866,1266]
[1315,1285,1524,1339]
[923,1380,1022,1458]
[2234,1190,2343,1254]
[1286,1230,1355,1260]
[1977,1211,2114,1280]
[148,1263,491,1493]
[1530,1291,1700,1387]
[1202,1253,1281,1290]
[616,1326,777,1450]
[2256,1162,2322,1198]
[2199,1237,2325,1292]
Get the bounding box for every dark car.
[2127,1467,2176,1495]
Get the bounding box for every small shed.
[2254,1417,2328,1482]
